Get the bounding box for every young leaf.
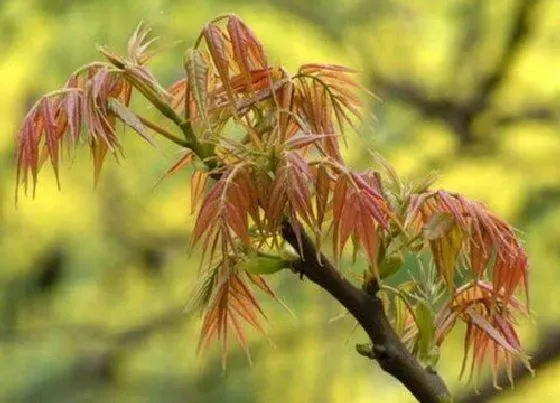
[203,24,237,117]
[238,255,291,275]
[423,212,454,240]
[227,16,255,94]
[415,301,438,365]
[191,170,208,214]
[185,48,211,134]
[379,252,404,279]
[430,224,464,291]
[108,98,154,145]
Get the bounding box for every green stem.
[137,115,189,148]
[124,74,209,160]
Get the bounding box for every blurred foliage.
[0,0,559,402]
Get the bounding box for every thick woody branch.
[282,220,451,403]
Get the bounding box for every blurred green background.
[1,0,559,402]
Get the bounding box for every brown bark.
[282,220,451,402]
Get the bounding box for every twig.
[137,114,190,148]
[473,0,539,106]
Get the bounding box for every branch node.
[356,343,388,360]
[362,274,379,298]
[291,259,306,280]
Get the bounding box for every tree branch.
[495,107,559,126]
[282,220,451,403]
[473,0,539,106]
[106,48,452,402]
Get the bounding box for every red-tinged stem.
[21,88,82,123]
[70,61,108,77]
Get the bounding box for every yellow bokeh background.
[1,1,559,402]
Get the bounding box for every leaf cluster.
[14,15,532,385]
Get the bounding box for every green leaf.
[192,155,210,172]
[239,252,294,275]
[393,292,409,336]
[379,252,404,279]
[415,301,439,365]
[185,263,219,314]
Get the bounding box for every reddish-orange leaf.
[332,174,349,226]
[191,170,208,213]
[192,183,222,244]
[337,192,358,260]
[332,174,349,260]
[64,91,82,144]
[232,16,267,68]
[406,190,529,302]
[227,16,254,94]
[286,169,314,226]
[226,201,250,245]
[233,168,260,228]
[228,293,262,332]
[39,98,61,188]
[195,266,272,368]
[298,63,359,74]
[356,213,379,277]
[192,165,259,259]
[285,133,337,151]
[15,118,40,198]
[167,78,188,113]
[266,166,288,230]
[252,168,272,211]
[315,164,330,232]
[203,24,236,114]
[89,137,109,186]
[435,281,531,386]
